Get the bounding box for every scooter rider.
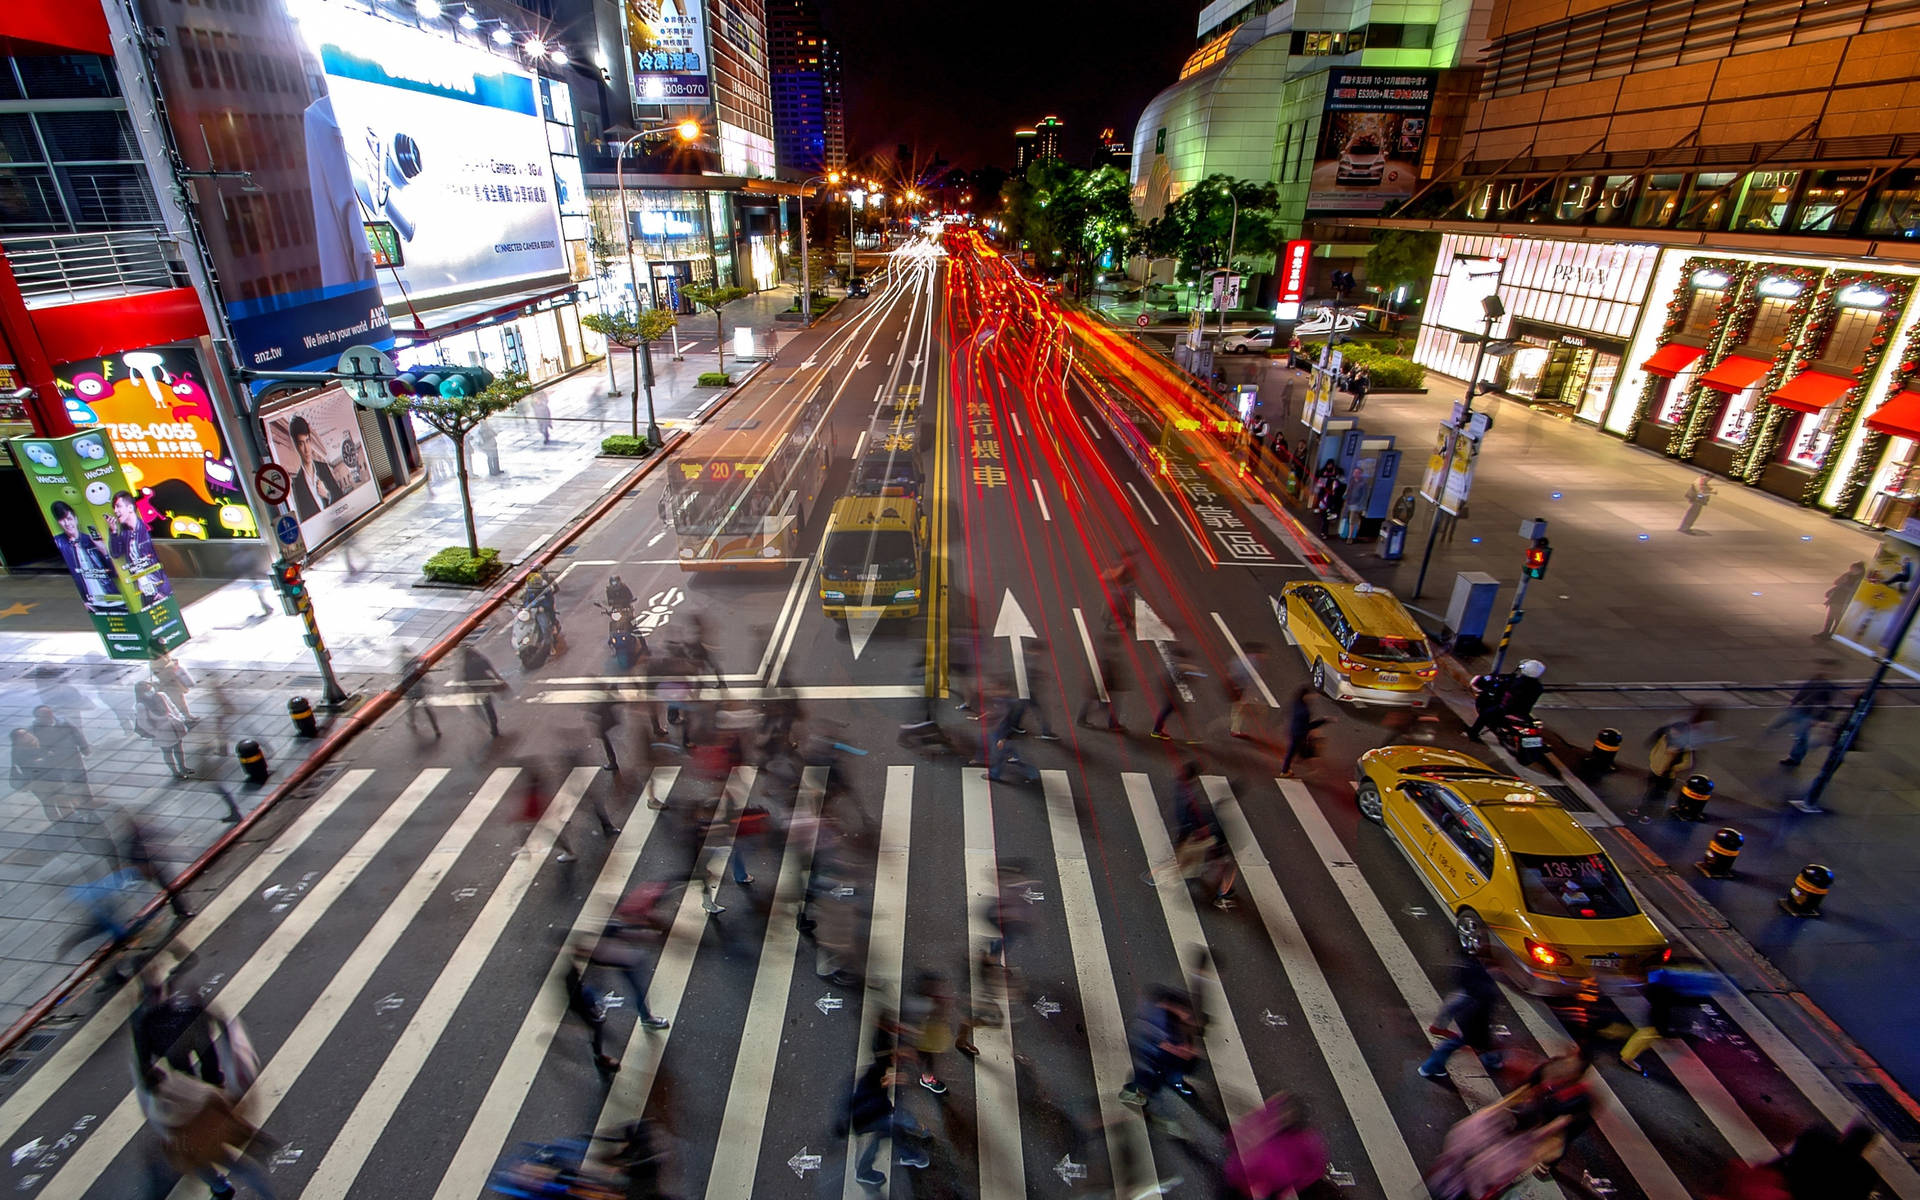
[1468,659,1546,739]
[605,574,635,616]
[525,567,561,643]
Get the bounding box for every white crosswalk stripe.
[15,757,1905,1200]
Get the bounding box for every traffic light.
[394,365,494,400]
[273,560,308,615]
[1523,538,1552,580]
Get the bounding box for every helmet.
[1519,659,1546,678]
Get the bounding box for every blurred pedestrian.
[1679,472,1715,533]
[530,393,553,444]
[133,973,276,1199]
[1021,641,1061,740]
[1821,561,1865,638]
[1346,365,1371,411]
[903,970,959,1095]
[811,859,859,987]
[586,916,670,1033]
[32,663,126,736]
[1419,950,1502,1079]
[473,419,503,475]
[1119,986,1200,1115]
[10,728,55,819]
[1635,707,1709,817]
[1278,686,1327,777]
[1149,647,1205,742]
[1776,1121,1878,1200]
[1769,672,1836,767]
[1076,625,1127,732]
[561,946,620,1075]
[1170,762,1237,909]
[391,647,440,738]
[517,765,575,863]
[32,705,94,815]
[133,681,192,780]
[1319,474,1347,537]
[150,653,199,724]
[115,809,192,920]
[1224,1093,1329,1200]
[840,1046,931,1189]
[457,645,506,738]
[587,698,623,772]
[1227,642,1268,740]
[1620,960,1718,1074]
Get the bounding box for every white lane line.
[647,530,666,547]
[1276,779,1563,1200]
[1124,481,1161,526]
[840,766,914,1200]
[1011,412,1025,438]
[1081,413,1103,440]
[593,769,759,1136]
[305,767,597,1197]
[432,768,680,1200]
[853,429,869,460]
[1031,479,1052,522]
[888,352,895,366]
[1071,607,1108,704]
[707,772,826,1199]
[172,769,518,1200]
[1203,776,1425,1198]
[51,768,450,1196]
[1117,773,1262,1124]
[1210,612,1279,709]
[964,770,1026,1199]
[0,769,374,1146]
[1042,771,1159,1196]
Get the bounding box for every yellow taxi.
[1274,581,1436,705]
[1355,745,1670,994]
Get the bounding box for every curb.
[0,359,773,1061]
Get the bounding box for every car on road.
[1354,745,1671,993]
[1221,326,1275,354]
[1336,136,1387,186]
[847,277,870,298]
[1275,580,1435,705]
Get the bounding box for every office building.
[768,0,846,172]
[1093,127,1133,172]
[1014,127,1038,174]
[1033,115,1064,163]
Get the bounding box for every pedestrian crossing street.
[2,756,1914,1200]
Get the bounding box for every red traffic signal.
[1523,539,1552,580]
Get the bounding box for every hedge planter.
[422,546,502,586]
[697,372,733,387]
[600,434,654,457]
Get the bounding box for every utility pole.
[1413,290,1506,599]
[1490,523,1551,675]
[1802,584,1920,812]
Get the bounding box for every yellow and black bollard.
[236,738,269,784]
[289,695,318,738]
[1577,728,1624,781]
[1671,774,1713,821]
[1696,827,1744,878]
[1779,864,1833,918]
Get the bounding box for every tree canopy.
[1141,174,1286,283]
[1000,161,1137,293]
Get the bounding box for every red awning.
[1867,390,1920,440]
[1641,342,1707,378]
[1697,354,1775,393]
[1768,369,1856,414]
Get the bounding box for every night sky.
[821,0,1195,171]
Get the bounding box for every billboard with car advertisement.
[626,0,713,106]
[12,431,190,659]
[261,387,380,548]
[299,4,569,307]
[54,347,256,543]
[1306,69,1437,216]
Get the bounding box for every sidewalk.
[0,286,798,1038]
[1221,352,1920,1098]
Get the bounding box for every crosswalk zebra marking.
[1117,772,1262,1125]
[707,771,826,1198]
[1202,775,1424,1199]
[306,766,595,1197]
[840,766,914,1200]
[1041,769,1160,1197]
[47,768,450,1196]
[433,767,682,1200]
[0,769,375,1150]
[964,769,1025,1199]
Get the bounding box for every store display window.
[1731,171,1800,232]
[1715,389,1761,445]
[1794,170,1871,234]
[1676,172,1740,231]
[1632,174,1685,228]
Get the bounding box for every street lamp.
[1217,183,1240,345]
[797,174,836,324]
[615,119,701,413]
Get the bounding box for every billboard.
[1306,69,1437,216]
[626,0,713,106]
[12,431,190,660]
[261,387,380,547]
[1835,531,1920,678]
[301,5,569,307]
[1277,239,1312,320]
[138,0,392,379]
[1435,255,1508,335]
[55,347,256,543]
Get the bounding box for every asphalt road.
[2,232,1916,1200]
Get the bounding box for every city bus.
[661,389,832,569]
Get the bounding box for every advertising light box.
[627,0,713,107]
[300,5,569,307]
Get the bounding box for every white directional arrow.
[1134,597,1192,702]
[847,609,881,660]
[994,589,1037,699]
[1055,1155,1088,1184]
[788,1147,822,1178]
[801,357,818,369]
[1261,1008,1288,1027]
[815,994,843,1015]
[907,354,923,370]
[855,356,872,371]
[1033,995,1061,1018]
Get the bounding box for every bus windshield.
[823,530,917,581]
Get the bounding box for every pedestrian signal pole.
[1490,520,1550,676]
[1412,287,1506,599]
[1803,581,1920,811]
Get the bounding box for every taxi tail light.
[1524,939,1569,969]
[1660,946,1674,963]
[1416,664,1439,679]
[1338,653,1363,673]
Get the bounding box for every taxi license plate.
[1520,735,1545,748]
[1587,954,1621,968]
[1376,673,1401,683]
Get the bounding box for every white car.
[1221,326,1275,354]
[1337,137,1387,186]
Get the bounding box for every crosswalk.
[4,756,1916,1200]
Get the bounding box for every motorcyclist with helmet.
[1468,659,1546,739]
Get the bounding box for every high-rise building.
[1014,127,1038,174]
[706,0,778,179]
[1033,115,1064,163]
[1093,127,1132,172]
[767,0,846,173]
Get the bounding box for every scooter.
[1470,673,1550,767]
[594,602,649,669]
[513,605,559,670]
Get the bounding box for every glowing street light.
[415,0,443,18]
[676,119,701,142]
[490,25,513,44]
[547,46,568,64]
[458,7,479,30]
[524,36,547,57]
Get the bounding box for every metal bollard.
[236,738,269,784]
[1577,728,1623,781]
[1696,827,1744,878]
[1670,774,1713,821]
[1779,864,1833,918]
[289,695,317,738]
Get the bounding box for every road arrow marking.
[855,356,872,370]
[815,994,843,1015]
[801,357,817,369]
[1327,1167,1356,1187]
[1055,1155,1088,1183]
[908,354,922,369]
[1033,996,1061,1018]
[1262,1009,1288,1027]
[994,589,1037,700]
[1134,597,1175,645]
[847,610,881,660]
[1020,885,1046,902]
[1405,905,1428,918]
[788,1147,822,1178]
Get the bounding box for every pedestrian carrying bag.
[737,804,771,838]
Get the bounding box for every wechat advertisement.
[12,431,191,660]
